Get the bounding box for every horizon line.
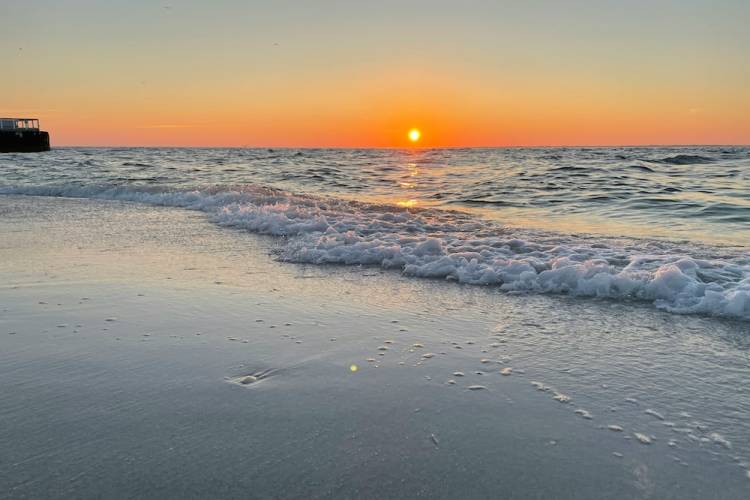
[49,143,750,149]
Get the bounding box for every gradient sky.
[2,0,749,147]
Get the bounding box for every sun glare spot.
[408,128,421,142]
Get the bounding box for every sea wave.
[1,183,748,321]
[652,154,715,165]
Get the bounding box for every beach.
[4,0,750,496]
[2,193,749,499]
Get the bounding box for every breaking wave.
[1,183,749,321]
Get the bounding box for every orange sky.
[2,1,749,147]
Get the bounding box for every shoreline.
[1,195,749,498]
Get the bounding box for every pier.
[0,118,50,153]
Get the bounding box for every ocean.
[1,146,748,320]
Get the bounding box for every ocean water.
[1,146,748,320]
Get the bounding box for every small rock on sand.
[500,367,512,376]
[422,353,435,359]
[608,425,624,432]
[467,385,487,391]
[453,371,465,377]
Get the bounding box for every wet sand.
[1,195,749,499]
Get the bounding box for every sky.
[2,0,749,147]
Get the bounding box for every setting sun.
[408,128,421,143]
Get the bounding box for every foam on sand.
[2,183,748,320]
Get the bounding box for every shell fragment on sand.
[645,409,665,420]
[634,433,652,444]
[430,433,439,446]
[574,409,593,420]
[238,375,258,385]
[709,432,732,449]
[553,393,571,403]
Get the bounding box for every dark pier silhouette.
[0,118,50,153]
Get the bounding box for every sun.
[408,128,421,143]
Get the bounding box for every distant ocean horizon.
[51,143,750,149]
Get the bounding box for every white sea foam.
[2,183,748,320]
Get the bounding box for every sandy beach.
[4,0,749,496]
[2,194,748,499]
